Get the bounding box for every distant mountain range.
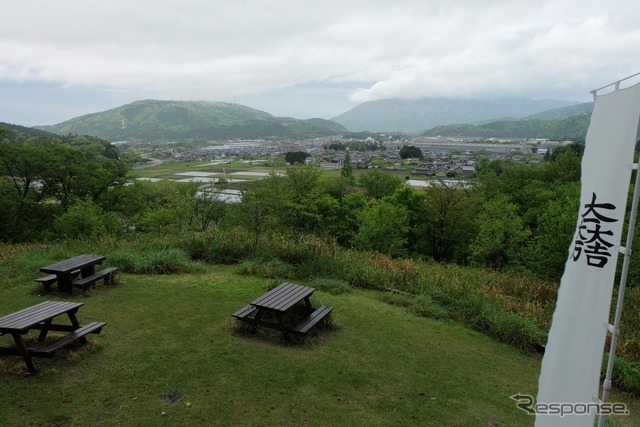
[37,100,347,141]
[20,97,595,142]
[331,98,580,134]
[422,102,594,140]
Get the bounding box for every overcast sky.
[2,0,640,126]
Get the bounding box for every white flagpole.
[598,154,640,426]
[596,74,640,427]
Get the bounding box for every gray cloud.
[1,0,639,122]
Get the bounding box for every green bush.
[143,249,193,274]
[52,199,121,240]
[107,249,139,273]
[237,258,296,279]
[109,248,193,274]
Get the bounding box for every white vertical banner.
[536,82,640,426]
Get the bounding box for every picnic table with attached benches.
[37,254,117,293]
[232,282,333,341]
[0,301,106,373]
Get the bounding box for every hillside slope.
[331,97,576,133]
[37,100,347,141]
[423,113,591,140]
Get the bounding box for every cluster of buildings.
[153,134,567,178]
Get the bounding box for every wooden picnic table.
[232,282,333,341]
[0,301,106,373]
[39,254,106,293]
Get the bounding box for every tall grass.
[109,248,195,274]
[179,227,254,264]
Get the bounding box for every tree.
[36,141,128,211]
[193,184,228,232]
[470,196,531,270]
[281,165,322,231]
[547,144,582,182]
[359,170,404,199]
[131,181,198,234]
[238,174,287,254]
[53,198,120,240]
[399,145,423,159]
[341,149,354,181]
[0,140,128,242]
[354,199,409,257]
[284,151,310,165]
[524,184,580,280]
[387,186,430,256]
[423,182,481,262]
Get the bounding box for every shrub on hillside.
[237,258,296,279]
[52,199,121,240]
[109,248,193,274]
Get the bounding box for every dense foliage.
[36,100,347,141]
[0,133,593,283]
[399,144,423,159]
[284,151,310,164]
[0,135,128,242]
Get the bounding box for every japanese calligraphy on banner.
[536,82,640,426]
[571,192,619,268]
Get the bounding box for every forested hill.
[1,121,115,146]
[422,113,591,140]
[1,121,62,140]
[0,121,122,159]
[524,102,593,120]
[331,97,576,133]
[37,100,348,142]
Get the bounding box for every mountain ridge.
[331,97,578,133]
[28,97,595,142]
[37,100,347,141]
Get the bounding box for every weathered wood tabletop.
[40,254,106,293]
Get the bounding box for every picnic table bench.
[37,254,117,293]
[232,282,333,341]
[0,301,106,373]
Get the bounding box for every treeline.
[0,129,601,282]
[0,133,130,241]
[236,146,589,282]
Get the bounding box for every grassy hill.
[0,242,638,426]
[37,100,347,142]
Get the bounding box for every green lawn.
[0,265,637,426]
